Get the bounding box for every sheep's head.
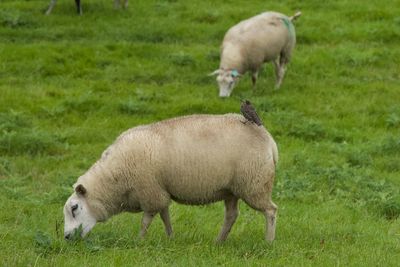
[210,69,241,97]
[63,184,97,240]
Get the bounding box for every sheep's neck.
[220,43,246,73]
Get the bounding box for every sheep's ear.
[75,184,87,196]
[208,69,221,76]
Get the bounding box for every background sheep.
[63,113,278,242]
[45,0,128,15]
[211,11,301,97]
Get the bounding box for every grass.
[1,0,400,265]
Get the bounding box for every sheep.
[45,0,128,15]
[210,11,301,97]
[63,113,279,242]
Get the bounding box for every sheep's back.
[223,12,294,63]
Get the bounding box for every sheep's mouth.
[64,225,84,241]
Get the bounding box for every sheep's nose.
[64,233,71,240]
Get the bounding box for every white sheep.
[63,113,278,242]
[45,0,128,15]
[211,11,301,97]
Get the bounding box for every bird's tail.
[289,11,301,22]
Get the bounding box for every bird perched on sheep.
[45,0,128,15]
[241,100,263,126]
[211,11,301,97]
[63,113,279,242]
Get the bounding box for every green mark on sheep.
[281,17,295,38]
[231,69,239,77]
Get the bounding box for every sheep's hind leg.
[264,201,278,241]
[242,193,278,241]
[139,211,156,238]
[160,207,173,237]
[273,59,286,90]
[123,0,129,8]
[273,59,280,86]
[45,0,57,15]
[276,64,286,89]
[216,196,239,242]
[274,53,289,89]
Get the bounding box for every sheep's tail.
[289,11,301,22]
[271,139,279,166]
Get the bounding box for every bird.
[240,100,263,126]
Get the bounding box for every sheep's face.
[211,69,241,97]
[63,184,97,240]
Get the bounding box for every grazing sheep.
[210,11,301,97]
[63,113,278,242]
[45,0,128,15]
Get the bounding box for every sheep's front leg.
[216,196,239,242]
[45,0,57,15]
[251,70,259,87]
[139,211,156,238]
[123,0,129,8]
[160,208,173,237]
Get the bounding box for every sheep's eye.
[72,204,78,212]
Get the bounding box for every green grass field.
[1,0,400,265]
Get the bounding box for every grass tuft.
[0,130,64,156]
[194,11,221,24]
[386,113,400,128]
[380,196,400,220]
[119,99,154,115]
[0,111,31,131]
[377,136,400,155]
[0,10,32,28]
[169,51,196,67]
[345,148,372,167]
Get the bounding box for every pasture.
[0,0,399,265]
